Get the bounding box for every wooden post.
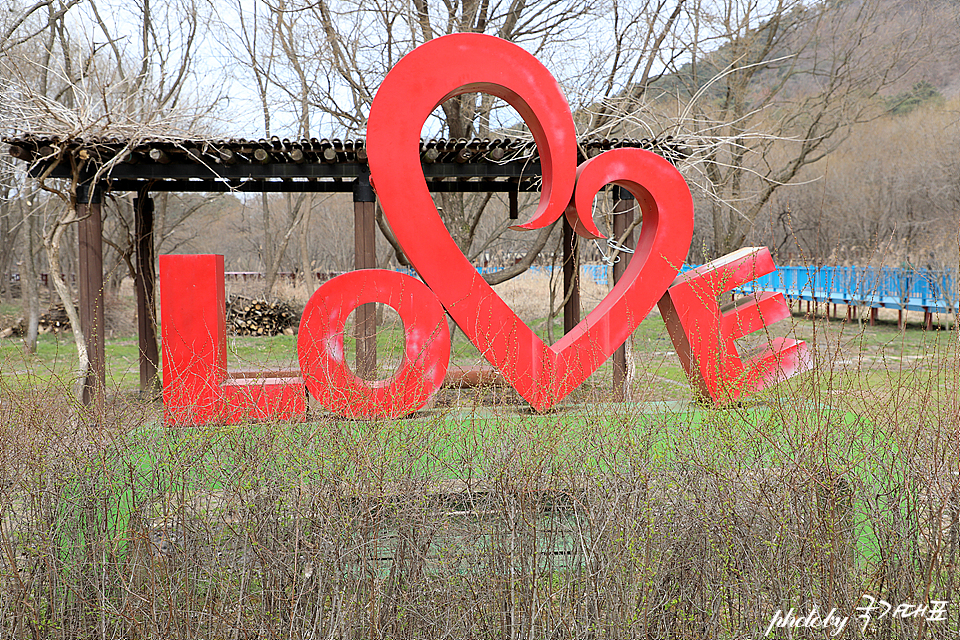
[77,183,105,406]
[870,307,878,326]
[612,186,635,402]
[898,309,904,331]
[354,171,377,379]
[562,207,580,335]
[134,194,159,394]
[924,311,933,331]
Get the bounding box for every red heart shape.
[367,34,694,411]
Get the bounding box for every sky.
[54,0,700,141]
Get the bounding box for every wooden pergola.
[5,134,688,405]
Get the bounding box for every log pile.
[226,296,299,336]
[39,303,71,333]
[0,302,72,338]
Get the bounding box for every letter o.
[297,269,450,418]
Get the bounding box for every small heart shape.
[368,34,694,410]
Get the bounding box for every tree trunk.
[43,203,88,405]
[299,195,316,295]
[264,192,309,297]
[262,191,276,296]
[22,198,40,353]
[0,204,15,303]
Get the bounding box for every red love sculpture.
[159,34,808,424]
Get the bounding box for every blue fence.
[736,266,957,314]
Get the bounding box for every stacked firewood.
[39,303,71,333]
[0,303,72,338]
[226,296,299,336]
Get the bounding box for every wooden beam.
[611,186,635,401]
[563,209,580,335]
[77,183,105,406]
[134,194,160,394]
[354,172,377,379]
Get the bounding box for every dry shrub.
[0,385,957,639]
[2,301,960,639]
[269,277,317,307]
[104,278,139,337]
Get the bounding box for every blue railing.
[738,266,957,314]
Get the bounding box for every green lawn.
[2,307,955,404]
[66,396,909,573]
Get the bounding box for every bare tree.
[0,165,20,304]
[19,189,43,353]
[668,0,953,260]
[1,0,220,402]
[224,0,699,285]
[0,0,81,55]
[0,0,67,346]
[760,91,960,267]
[219,0,323,296]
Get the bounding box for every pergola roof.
[4,134,690,193]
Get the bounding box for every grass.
[2,297,952,402]
[0,333,143,392]
[21,391,892,545]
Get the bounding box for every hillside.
[655,0,960,103]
